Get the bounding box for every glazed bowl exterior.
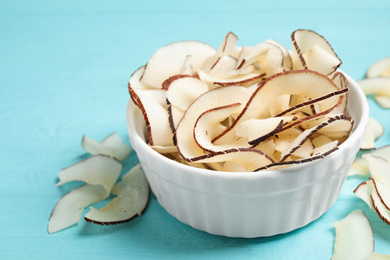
[126,72,369,238]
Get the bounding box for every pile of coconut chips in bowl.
[129,29,357,171]
[124,28,369,238]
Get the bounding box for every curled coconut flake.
[368,155,390,187]
[56,154,122,195]
[176,85,252,161]
[236,117,284,146]
[349,145,390,176]
[354,180,374,209]
[330,72,348,114]
[84,164,150,225]
[279,114,352,162]
[213,70,344,145]
[366,57,390,78]
[48,184,108,233]
[82,133,132,161]
[371,187,390,225]
[349,156,370,176]
[100,133,132,161]
[372,178,390,211]
[128,87,173,147]
[141,40,216,88]
[202,32,239,73]
[207,55,237,77]
[82,135,116,158]
[367,253,390,260]
[166,77,209,112]
[332,210,374,260]
[255,143,339,171]
[357,77,390,96]
[360,117,384,151]
[375,95,390,109]
[130,30,353,172]
[189,148,274,171]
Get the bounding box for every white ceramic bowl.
[126,72,369,238]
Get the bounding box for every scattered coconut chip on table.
[56,155,122,195]
[358,77,390,96]
[371,178,390,211]
[353,180,374,209]
[189,148,274,171]
[371,186,390,225]
[349,156,370,176]
[273,88,348,118]
[366,57,390,78]
[49,133,152,233]
[100,133,133,161]
[367,155,390,187]
[198,70,265,87]
[265,39,293,72]
[82,132,132,161]
[348,145,390,176]
[330,72,349,114]
[291,29,341,76]
[352,150,390,227]
[48,184,109,233]
[331,210,374,260]
[84,164,150,225]
[49,154,123,233]
[235,117,284,146]
[360,117,384,151]
[367,253,390,260]
[374,95,390,109]
[162,74,198,90]
[357,77,390,108]
[82,135,116,158]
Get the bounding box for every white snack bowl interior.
[126,71,369,238]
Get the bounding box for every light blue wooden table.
[1,1,390,259]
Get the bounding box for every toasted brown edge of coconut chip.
[182,147,274,165]
[128,84,154,145]
[247,120,284,146]
[162,74,199,90]
[291,29,342,75]
[254,145,339,171]
[193,102,243,153]
[84,192,150,226]
[212,69,346,144]
[279,114,352,162]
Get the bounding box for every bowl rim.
[127,70,369,181]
